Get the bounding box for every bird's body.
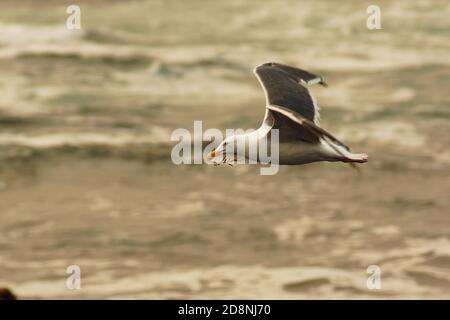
[278,141,332,165]
[207,62,368,167]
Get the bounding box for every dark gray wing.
[267,105,351,151]
[254,62,326,125]
[266,108,320,143]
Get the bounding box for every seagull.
[207,62,368,167]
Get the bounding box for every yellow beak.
[207,149,216,159]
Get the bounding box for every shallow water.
[0,0,449,299]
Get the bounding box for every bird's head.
[207,135,247,165]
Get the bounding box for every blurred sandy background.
[0,0,449,299]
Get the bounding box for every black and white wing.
[254,62,326,125]
[253,62,350,151]
[266,104,351,151]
